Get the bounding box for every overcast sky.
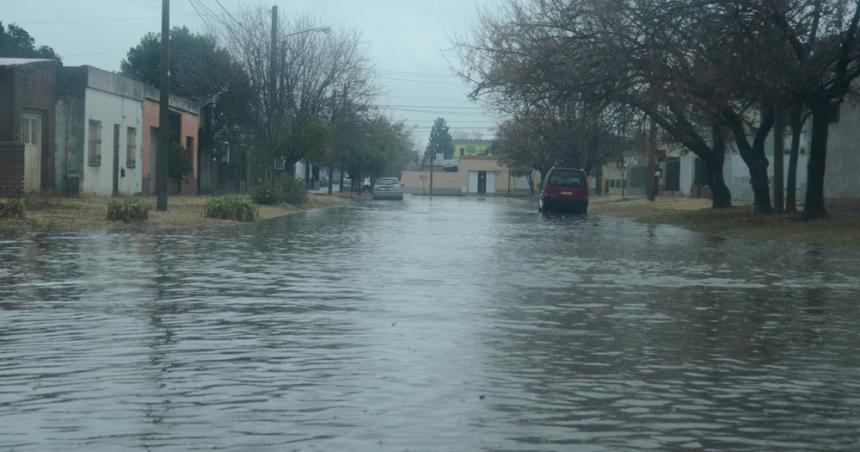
[4,0,503,147]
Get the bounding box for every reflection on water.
[2,197,860,450]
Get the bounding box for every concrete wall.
[0,141,24,196]
[54,95,86,193]
[401,156,535,196]
[401,170,464,195]
[82,88,143,195]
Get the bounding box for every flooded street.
[2,196,860,451]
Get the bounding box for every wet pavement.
[2,196,860,451]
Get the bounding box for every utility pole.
[156,0,170,211]
[773,105,785,213]
[647,118,657,201]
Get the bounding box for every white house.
[55,66,144,196]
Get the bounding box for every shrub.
[250,180,283,205]
[107,198,149,223]
[205,196,257,222]
[279,176,308,205]
[0,198,25,219]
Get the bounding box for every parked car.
[373,177,404,200]
[539,167,588,214]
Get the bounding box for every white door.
[21,113,42,192]
[486,171,496,194]
[468,171,478,193]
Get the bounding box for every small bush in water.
[205,196,257,222]
[0,198,25,219]
[107,198,149,223]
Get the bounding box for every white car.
[372,177,404,200]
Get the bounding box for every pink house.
[141,87,200,194]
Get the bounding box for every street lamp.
[284,26,332,38]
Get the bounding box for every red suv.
[539,167,589,214]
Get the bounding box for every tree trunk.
[786,109,803,212]
[328,163,334,195]
[724,110,774,214]
[708,127,732,208]
[802,100,830,220]
[773,106,785,213]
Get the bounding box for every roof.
[0,58,55,67]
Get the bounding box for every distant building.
[0,58,59,197]
[452,139,493,158]
[401,155,535,196]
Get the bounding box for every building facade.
[141,87,200,195]
[0,58,59,196]
[401,156,535,196]
[55,66,145,195]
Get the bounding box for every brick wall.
[0,70,15,141]
[0,61,59,193]
[17,62,58,191]
[0,141,24,197]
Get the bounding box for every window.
[126,127,137,168]
[88,120,102,166]
[20,114,40,145]
[549,171,585,187]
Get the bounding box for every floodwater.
[2,196,860,451]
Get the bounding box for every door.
[113,124,120,196]
[149,127,158,194]
[486,171,496,194]
[21,113,42,192]
[477,171,487,194]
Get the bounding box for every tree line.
[120,7,413,191]
[456,0,860,219]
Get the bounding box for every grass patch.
[590,196,860,246]
[107,198,150,223]
[0,198,25,219]
[204,196,257,222]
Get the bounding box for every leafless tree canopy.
[455,0,860,215]
[220,7,375,170]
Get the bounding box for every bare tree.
[220,7,374,181]
[760,0,860,219]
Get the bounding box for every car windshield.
[376,179,398,186]
[549,171,584,187]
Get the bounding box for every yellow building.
[452,139,493,158]
[401,156,537,196]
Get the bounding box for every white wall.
[486,171,496,194]
[823,100,860,200]
[83,88,143,195]
[515,175,531,190]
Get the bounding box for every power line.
[378,76,463,85]
[18,14,198,25]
